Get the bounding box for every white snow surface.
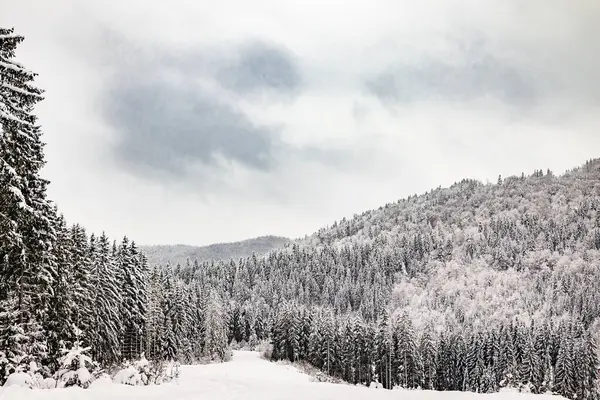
[0,351,567,400]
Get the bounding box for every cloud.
[366,58,535,105]
[98,35,309,181]
[365,31,536,106]
[216,41,301,95]
[105,74,279,177]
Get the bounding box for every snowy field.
[0,351,566,400]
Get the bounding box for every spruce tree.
[555,336,576,399]
[0,28,56,381]
[203,289,228,361]
[91,233,122,365]
[420,322,437,390]
[45,211,76,371]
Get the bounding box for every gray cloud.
[216,41,301,95]
[105,78,278,177]
[98,35,355,187]
[5,0,600,246]
[366,33,536,105]
[97,36,308,181]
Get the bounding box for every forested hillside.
[165,160,600,399]
[141,235,289,266]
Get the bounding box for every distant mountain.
[141,235,290,266]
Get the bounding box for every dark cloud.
[98,36,306,181]
[105,77,278,177]
[99,35,352,187]
[216,41,301,95]
[366,34,536,105]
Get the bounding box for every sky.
[1,0,599,246]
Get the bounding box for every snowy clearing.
[0,351,567,400]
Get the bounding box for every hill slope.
[172,159,600,327]
[141,235,289,266]
[145,158,600,397]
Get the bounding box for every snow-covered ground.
[0,351,565,400]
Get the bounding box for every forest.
[2,26,600,399]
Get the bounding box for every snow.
[0,81,43,98]
[0,351,568,400]
[3,372,34,389]
[38,378,57,390]
[0,60,35,77]
[112,365,144,386]
[0,108,34,127]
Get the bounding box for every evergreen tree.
[419,322,437,390]
[0,27,55,380]
[44,211,76,371]
[203,289,228,361]
[555,336,576,399]
[90,233,122,366]
[394,312,422,388]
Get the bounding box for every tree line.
[270,304,598,399]
[0,28,230,385]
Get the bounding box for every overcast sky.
[1,0,599,245]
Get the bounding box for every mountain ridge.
[141,235,290,266]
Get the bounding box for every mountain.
[141,235,290,266]
[164,158,600,396]
[185,158,600,326]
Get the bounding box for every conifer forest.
[2,23,600,400]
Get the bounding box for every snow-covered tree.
[54,337,98,388]
[203,289,228,361]
[0,26,55,384]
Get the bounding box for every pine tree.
[0,28,56,382]
[44,211,76,371]
[129,241,148,359]
[159,267,178,361]
[555,336,576,399]
[374,311,390,388]
[66,225,88,330]
[464,333,481,392]
[533,324,552,393]
[495,325,517,388]
[420,322,437,390]
[395,312,422,389]
[582,332,599,400]
[117,237,147,360]
[203,289,227,361]
[90,233,122,366]
[519,329,540,391]
[145,266,165,361]
[308,312,324,369]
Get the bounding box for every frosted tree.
[203,289,228,361]
[555,336,576,399]
[90,233,123,365]
[54,330,98,388]
[45,211,76,371]
[394,311,422,389]
[68,224,93,347]
[519,328,541,392]
[117,238,147,360]
[0,27,56,382]
[144,266,165,361]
